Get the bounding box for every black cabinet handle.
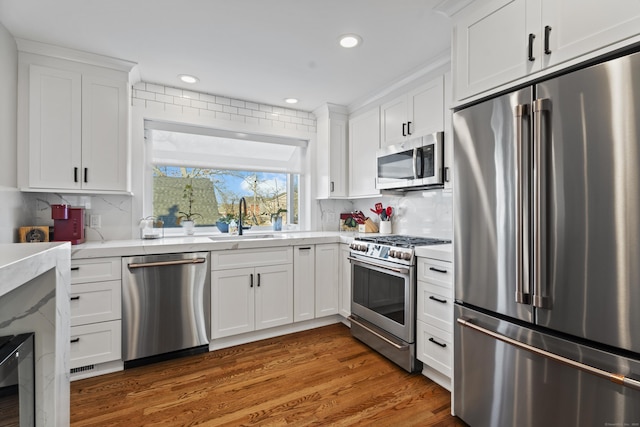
[407,121,412,135]
[74,167,78,183]
[70,337,80,344]
[70,296,80,301]
[299,247,312,251]
[257,273,261,287]
[250,273,254,288]
[429,295,447,304]
[330,181,334,193]
[71,266,80,271]
[84,168,88,183]
[544,26,552,54]
[429,267,448,274]
[402,122,407,137]
[429,337,447,348]
[528,33,536,61]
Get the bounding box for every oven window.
[378,150,415,180]
[353,264,406,325]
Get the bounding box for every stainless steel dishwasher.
[122,252,210,367]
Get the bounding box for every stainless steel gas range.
[348,235,451,372]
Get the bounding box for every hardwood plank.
[71,323,467,426]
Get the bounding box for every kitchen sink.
[208,233,278,241]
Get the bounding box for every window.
[145,121,306,232]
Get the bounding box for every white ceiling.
[0,0,452,112]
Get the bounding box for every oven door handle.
[349,316,408,350]
[348,256,410,275]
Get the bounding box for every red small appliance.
[51,204,85,245]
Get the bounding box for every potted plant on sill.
[266,208,287,231]
[177,181,202,235]
[215,213,237,233]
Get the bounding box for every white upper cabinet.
[348,106,380,198]
[381,77,445,147]
[314,104,348,199]
[453,0,640,101]
[18,43,133,193]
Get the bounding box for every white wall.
[0,22,25,243]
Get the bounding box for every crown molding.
[432,0,476,18]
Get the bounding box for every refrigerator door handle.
[515,104,531,305]
[533,98,552,309]
[457,317,640,392]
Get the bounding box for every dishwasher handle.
[128,258,207,269]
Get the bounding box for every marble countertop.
[414,243,452,262]
[0,242,71,298]
[72,231,359,259]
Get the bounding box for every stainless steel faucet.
[238,197,247,236]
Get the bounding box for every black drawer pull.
[429,337,447,348]
[544,25,552,54]
[429,267,447,274]
[71,266,80,271]
[70,337,80,344]
[84,167,88,183]
[70,296,80,301]
[429,295,447,304]
[528,33,536,61]
[74,167,78,183]
[299,247,312,251]
[407,121,412,135]
[402,122,407,137]
[250,274,254,288]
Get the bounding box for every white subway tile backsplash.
[165,87,183,97]
[190,99,207,109]
[146,83,165,94]
[155,93,174,103]
[223,105,238,115]
[132,82,317,134]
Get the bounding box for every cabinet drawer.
[70,280,121,326]
[417,281,453,332]
[417,320,452,378]
[417,258,452,288]
[212,247,292,270]
[71,257,121,284]
[70,320,121,369]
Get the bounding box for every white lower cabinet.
[211,247,293,339]
[293,245,315,322]
[416,256,453,390]
[339,244,351,318]
[314,243,340,317]
[69,257,123,377]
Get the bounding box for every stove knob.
[389,250,396,258]
[357,244,365,252]
[401,252,411,261]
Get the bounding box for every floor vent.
[71,364,95,374]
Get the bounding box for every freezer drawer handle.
[457,317,640,392]
[429,295,447,304]
[128,258,207,269]
[428,337,447,348]
[429,267,448,274]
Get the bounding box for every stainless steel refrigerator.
[453,49,640,426]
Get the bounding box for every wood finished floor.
[70,323,466,426]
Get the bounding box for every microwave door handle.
[412,148,418,179]
[416,147,424,178]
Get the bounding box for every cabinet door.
[293,245,315,322]
[339,245,351,318]
[255,264,293,330]
[315,243,340,317]
[348,107,380,197]
[212,268,255,338]
[81,75,128,191]
[380,95,407,147]
[28,65,82,190]
[408,77,444,139]
[540,0,640,69]
[453,0,539,101]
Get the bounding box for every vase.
[181,220,195,235]
[379,220,392,234]
[272,216,282,231]
[216,221,229,233]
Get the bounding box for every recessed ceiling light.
[284,98,299,104]
[339,34,362,48]
[178,74,199,84]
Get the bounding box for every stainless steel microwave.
[376,132,444,191]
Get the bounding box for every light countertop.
[414,243,452,262]
[71,231,359,259]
